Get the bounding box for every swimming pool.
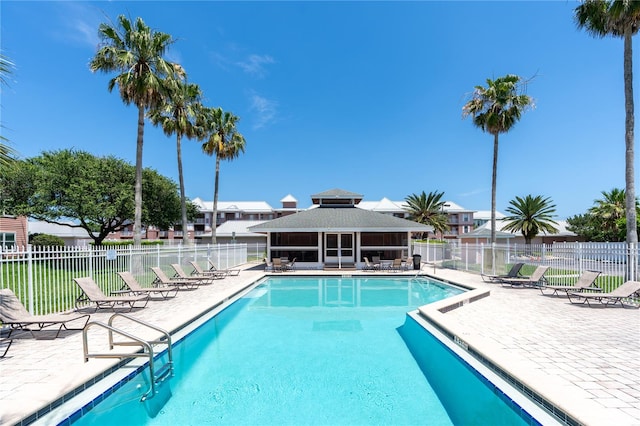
[42,276,557,425]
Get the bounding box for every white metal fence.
[3,241,636,315]
[0,243,250,315]
[412,241,638,292]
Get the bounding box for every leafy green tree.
[0,150,186,245]
[404,191,448,239]
[566,213,603,241]
[0,52,17,167]
[89,15,185,246]
[141,166,198,232]
[501,195,559,244]
[463,74,534,244]
[575,0,640,246]
[149,80,202,244]
[198,107,246,244]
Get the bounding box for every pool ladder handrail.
[82,313,173,401]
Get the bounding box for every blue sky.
[1,1,634,219]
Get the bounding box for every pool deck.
[1,265,638,426]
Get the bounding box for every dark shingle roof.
[310,188,363,199]
[248,207,432,232]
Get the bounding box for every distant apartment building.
[441,201,476,239]
[96,194,485,244]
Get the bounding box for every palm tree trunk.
[211,155,221,245]
[176,133,189,245]
[624,30,638,246]
[133,105,145,246]
[491,133,499,245]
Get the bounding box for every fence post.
[88,244,93,280]
[464,243,468,271]
[629,242,637,282]
[491,242,496,275]
[27,245,34,314]
[578,242,583,275]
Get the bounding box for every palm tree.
[198,107,246,244]
[0,52,17,167]
[589,188,629,240]
[404,191,448,239]
[148,80,202,244]
[501,195,559,245]
[89,15,184,245]
[575,1,640,246]
[463,74,533,244]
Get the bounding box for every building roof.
[357,197,407,213]
[473,210,506,221]
[191,198,274,213]
[442,201,475,213]
[465,219,576,238]
[280,194,297,203]
[310,188,363,199]
[463,222,516,239]
[208,220,268,238]
[28,220,94,238]
[248,207,432,233]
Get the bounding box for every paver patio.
[0,265,638,425]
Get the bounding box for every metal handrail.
[82,314,173,401]
[107,313,173,364]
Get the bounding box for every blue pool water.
[65,277,540,425]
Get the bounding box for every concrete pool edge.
[17,271,604,425]
[21,276,265,426]
[405,310,563,426]
[416,275,589,426]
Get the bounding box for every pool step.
[324,263,356,271]
[154,362,173,383]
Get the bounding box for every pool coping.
[14,271,601,425]
[26,278,265,426]
[416,274,582,426]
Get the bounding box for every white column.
[266,233,272,261]
[317,232,322,269]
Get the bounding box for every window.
[0,232,16,249]
[360,232,407,246]
[271,233,319,247]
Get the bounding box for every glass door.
[324,233,354,265]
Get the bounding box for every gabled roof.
[473,210,505,220]
[463,222,515,239]
[194,200,274,213]
[280,194,297,203]
[209,220,268,237]
[465,219,576,238]
[248,207,432,233]
[442,201,475,213]
[310,188,363,199]
[357,197,406,213]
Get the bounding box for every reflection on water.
[249,276,464,309]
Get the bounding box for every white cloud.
[50,3,103,49]
[236,54,274,78]
[249,93,278,130]
[459,188,489,197]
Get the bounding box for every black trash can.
[412,254,422,270]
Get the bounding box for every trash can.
[412,254,422,270]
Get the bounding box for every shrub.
[30,233,65,247]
